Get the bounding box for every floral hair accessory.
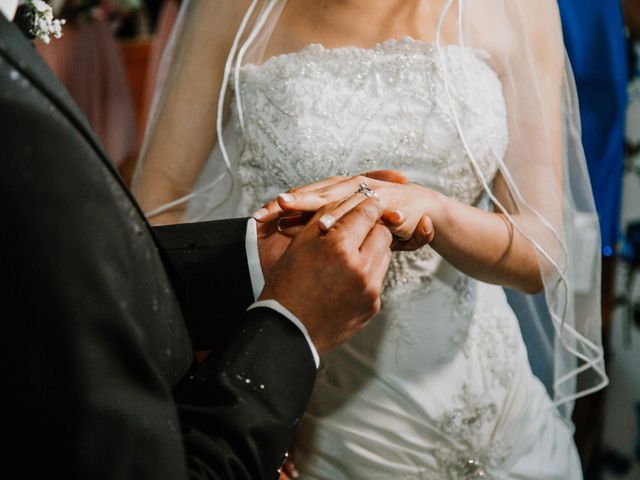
[25,0,66,44]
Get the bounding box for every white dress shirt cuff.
[245,219,320,368]
[245,218,266,300]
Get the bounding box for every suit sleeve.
[0,55,193,479]
[174,307,317,479]
[152,219,256,350]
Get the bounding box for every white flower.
[52,20,62,37]
[32,0,49,13]
[26,0,66,44]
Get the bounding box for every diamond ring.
[355,182,378,198]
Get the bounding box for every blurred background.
[34,1,640,479]
[34,0,178,181]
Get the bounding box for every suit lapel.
[0,14,151,223]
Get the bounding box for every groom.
[0,3,428,479]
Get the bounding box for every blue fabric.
[558,0,628,255]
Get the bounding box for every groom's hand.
[255,219,295,281]
[259,196,393,354]
[254,170,409,278]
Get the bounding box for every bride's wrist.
[420,188,448,230]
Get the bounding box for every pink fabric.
[141,0,180,130]
[37,21,137,166]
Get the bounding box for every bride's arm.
[425,0,566,295]
[271,178,542,294]
[133,0,253,225]
[407,186,545,294]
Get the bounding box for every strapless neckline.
[242,35,493,72]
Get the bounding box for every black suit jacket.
[0,15,315,479]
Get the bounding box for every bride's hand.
[267,175,440,248]
[252,170,409,223]
[253,171,435,250]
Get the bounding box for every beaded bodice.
[234,36,507,207]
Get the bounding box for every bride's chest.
[233,38,508,205]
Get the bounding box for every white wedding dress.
[216,37,581,479]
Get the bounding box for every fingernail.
[392,210,404,223]
[252,208,268,220]
[278,193,294,203]
[292,468,300,478]
[425,229,434,241]
[319,214,335,230]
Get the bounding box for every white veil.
[134,0,608,416]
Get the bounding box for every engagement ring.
[355,182,378,198]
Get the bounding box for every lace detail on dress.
[430,285,520,478]
[464,301,520,389]
[383,246,437,299]
[434,385,508,479]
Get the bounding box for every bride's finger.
[362,169,408,185]
[386,221,414,241]
[255,174,407,222]
[416,215,435,243]
[253,176,349,222]
[289,175,348,193]
[391,215,435,251]
[278,175,384,212]
[381,209,405,226]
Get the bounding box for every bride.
[133,0,608,477]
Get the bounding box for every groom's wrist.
[245,220,320,367]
